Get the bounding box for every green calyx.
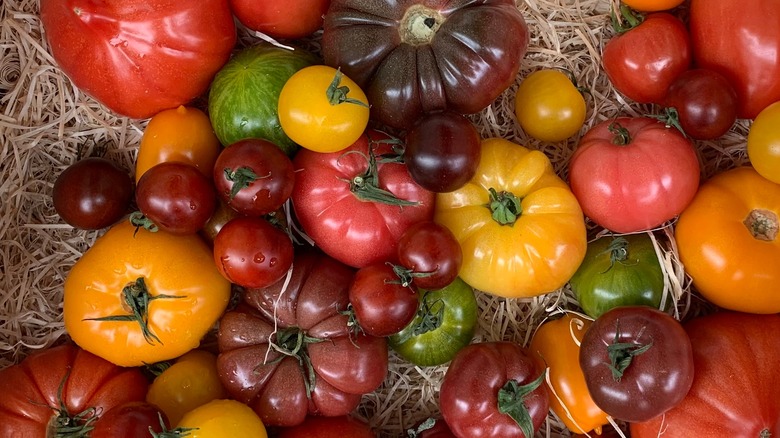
[326,68,369,107]
[129,211,159,234]
[47,370,98,438]
[497,371,546,438]
[342,145,420,207]
[605,320,653,382]
[393,291,445,345]
[149,412,198,438]
[611,4,644,34]
[488,188,523,226]
[608,122,632,145]
[599,236,637,273]
[650,107,688,138]
[224,166,269,199]
[265,327,324,399]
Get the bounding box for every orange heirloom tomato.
[675,166,780,313]
[621,0,685,11]
[177,399,268,438]
[135,106,222,182]
[529,314,609,435]
[747,101,780,184]
[64,220,231,367]
[434,138,587,298]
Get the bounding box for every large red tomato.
[690,0,780,119]
[568,117,700,233]
[631,311,780,437]
[40,0,236,119]
[230,0,330,39]
[291,130,435,268]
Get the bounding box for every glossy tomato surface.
[349,263,419,337]
[514,69,587,142]
[396,221,463,290]
[662,68,738,140]
[230,0,330,39]
[748,101,780,184]
[90,402,169,438]
[177,399,268,438]
[277,415,376,438]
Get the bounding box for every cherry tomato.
[52,157,134,230]
[90,402,169,438]
[278,65,369,153]
[277,415,375,438]
[349,263,420,337]
[748,101,780,184]
[662,69,738,140]
[229,0,330,40]
[621,0,684,11]
[176,399,268,437]
[514,69,587,142]
[135,161,217,235]
[213,216,294,288]
[396,221,463,290]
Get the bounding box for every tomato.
[0,344,148,437]
[212,216,294,289]
[434,137,587,298]
[388,277,478,367]
[52,156,134,230]
[403,111,482,193]
[579,306,694,422]
[291,130,435,269]
[213,139,295,216]
[602,12,691,104]
[322,0,529,130]
[135,106,221,183]
[529,314,609,435]
[278,65,369,153]
[91,402,169,438]
[277,415,375,438]
[620,0,684,11]
[200,199,242,244]
[408,418,456,438]
[690,0,780,119]
[568,117,700,233]
[661,69,738,140]
[208,44,317,156]
[217,249,388,427]
[396,221,463,290]
[569,233,666,318]
[146,350,229,427]
[64,220,231,366]
[134,161,217,235]
[439,341,548,438]
[229,0,330,39]
[674,166,780,313]
[39,0,235,119]
[514,69,587,143]
[177,399,268,437]
[630,311,780,437]
[349,263,420,337]
[748,101,780,184]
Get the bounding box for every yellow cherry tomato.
[136,105,221,182]
[514,69,587,143]
[177,399,268,438]
[146,350,229,426]
[621,0,685,11]
[278,65,369,153]
[747,101,780,184]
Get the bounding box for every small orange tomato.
[621,0,685,12]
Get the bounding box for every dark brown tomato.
[663,69,738,140]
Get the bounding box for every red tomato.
[690,0,780,119]
[277,415,375,438]
[0,344,149,437]
[39,0,236,119]
[662,68,738,140]
[602,12,691,104]
[229,0,330,40]
[631,311,780,437]
[349,263,420,337]
[568,117,700,233]
[396,221,463,290]
[90,402,169,438]
[291,130,435,268]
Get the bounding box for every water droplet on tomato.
[254,253,265,263]
[269,257,277,267]
[240,117,249,128]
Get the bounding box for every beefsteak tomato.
[434,137,586,298]
[322,0,529,130]
[40,0,236,119]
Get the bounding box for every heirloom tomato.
[661,69,738,140]
[277,415,375,438]
[408,418,456,438]
[90,402,169,438]
[568,117,700,233]
[40,0,235,119]
[690,0,780,119]
[396,221,463,290]
[529,314,609,435]
[569,233,666,318]
[620,0,684,11]
[514,69,587,143]
[434,137,586,298]
[579,306,694,423]
[439,341,549,438]
[631,312,780,438]
[349,263,420,337]
[292,130,435,268]
[216,249,388,427]
[229,0,331,40]
[675,166,780,313]
[322,0,529,130]
[747,101,780,184]
[64,220,231,367]
[135,106,221,183]
[0,344,148,438]
[177,399,267,438]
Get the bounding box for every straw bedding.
[0,0,750,436]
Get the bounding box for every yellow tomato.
[675,166,780,313]
[278,65,369,153]
[434,138,587,298]
[63,221,231,366]
[621,0,685,11]
[177,399,268,438]
[136,105,221,182]
[514,69,587,142]
[747,101,780,184]
[146,350,229,426]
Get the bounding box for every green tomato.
[208,44,317,155]
[389,277,478,367]
[569,233,665,318]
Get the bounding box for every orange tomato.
[621,0,685,12]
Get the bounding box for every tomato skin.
[90,402,169,438]
[579,306,694,423]
[602,13,691,104]
[630,312,780,438]
[662,69,738,140]
[177,399,268,438]
[39,0,235,119]
[690,0,780,119]
[0,344,149,438]
[674,166,780,313]
[349,263,420,337]
[621,0,684,11]
[748,101,780,184]
[277,415,375,438]
[229,0,330,39]
[396,221,463,290]
[568,117,700,233]
[514,69,587,142]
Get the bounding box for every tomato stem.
[496,371,546,438]
[406,417,438,437]
[43,369,99,438]
[394,291,445,344]
[326,68,369,107]
[399,4,444,46]
[149,412,198,438]
[129,211,159,234]
[606,320,653,382]
[488,188,522,226]
[224,166,270,199]
[610,4,644,34]
[608,122,632,145]
[744,209,778,241]
[598,236,637,273]
[342,144,421,207]
[267,327,324,399]
[649,107,688,138]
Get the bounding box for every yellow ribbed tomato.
[434,138,587,298]
[64,221,231,366]
[514,69,586,143]
[177,399,268,438]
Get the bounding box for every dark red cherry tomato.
[396,221,463,290]
[90,402,169,438]
[349,263,419,337]
[277,415,376,438]
[662,68,738,140]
